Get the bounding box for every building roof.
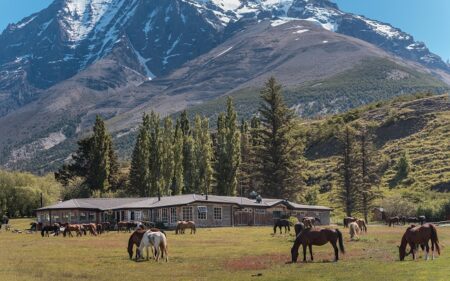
[37,194,332,211]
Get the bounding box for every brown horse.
[356,219,367,233]
[83,223,98,236]
[343,217,357,228]
[388,216,400,227]
[398,224,440,261]
[291,227,345,263]
[127,228,165,260]
[117,221,137,232]
[175,221,196,234]
[63,224,84,237]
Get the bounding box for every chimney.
[206,189,208,200]
[40,193,43,208]
[158,189,161,201]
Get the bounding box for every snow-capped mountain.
[1,0,450,171]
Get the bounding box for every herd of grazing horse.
[273,215,441,263]
[33,213,441,264]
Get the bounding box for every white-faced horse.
[138,230,168,262]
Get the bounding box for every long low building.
[36,194,332,227]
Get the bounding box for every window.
[255,209,266,214]
[197,206,207,220]
[213,207,222,220]
[272,211,281,219]
[182,206,193,221]
[135,211,142,221]
[79,212,87,222]
[70,212,76,222]
[52,214,60,222]
[170,208,177,223]
[89,212,96,222]
[161,208,168,223]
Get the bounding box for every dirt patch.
[224,253,289,271]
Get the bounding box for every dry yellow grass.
[1,219,450,281]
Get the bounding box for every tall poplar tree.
[149,111,162,197]
[258,77,303,199]
[160,117,174,195]
[129,113,151,196]
[193,115,213,194]
[214,97,241,196]
[171,119,184,195]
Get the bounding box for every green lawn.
[1,219,449,281]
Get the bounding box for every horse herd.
[272,216,441,263]
[30,215,443,264]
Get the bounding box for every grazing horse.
[117,221,137,233]
[41,223,60,237]
[388,216,400,227]
[139,230,169,262]
[63,224,84,237]
[294,222,305,237]
[83,223,98,236]
[356,219,367,233]
[175,221,196,234]
[273,219,291,234]
[127,228,165,260]
[349,222,360,240]
[343,217,357,228]
[96,224,103,235]
[398,224,440,261]
[291,227,345,263]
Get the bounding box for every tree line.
[56,77,304,200]
[54,77,411,220]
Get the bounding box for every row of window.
[38,212,96,223]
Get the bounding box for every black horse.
[41,224,60,237]
[273,219,291,234]
[294,222,305,237]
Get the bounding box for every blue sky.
[0,0,449,61]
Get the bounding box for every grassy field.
[0,219,449,281]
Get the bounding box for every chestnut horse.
[398,224,440,261]
[63,224,84,237]
[291,227,345,263]
[343,217,357,228]
[176,221,196,234]
[356,219,367,233]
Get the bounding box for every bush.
[0,170,62,217]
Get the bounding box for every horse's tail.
[127,233,134,260]
[336,229,345,254]
[41,228,45,237]
[430,224,440,255]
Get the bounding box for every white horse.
[349,222,361,240]
[138,230,168,262]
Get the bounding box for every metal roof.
[37,194,332,211]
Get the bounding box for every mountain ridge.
[1,0,449,172]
